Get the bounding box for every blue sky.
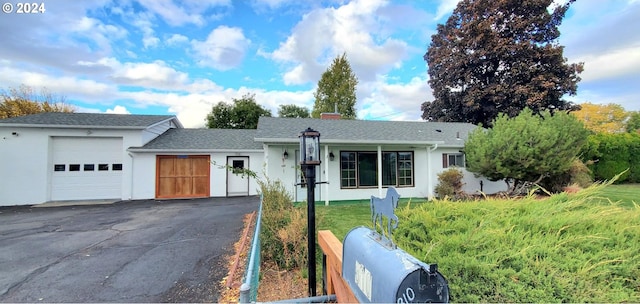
[0,0,638,127]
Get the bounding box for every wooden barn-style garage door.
[156,155,210,199]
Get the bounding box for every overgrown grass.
[317,183,640,302]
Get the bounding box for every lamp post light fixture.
[299,127,320,297]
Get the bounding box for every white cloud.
[0,65,115,103]
[434,0,459,21]
[166,33,189,46]
[269,0,411,85]
[576,44,640,82]
[78,58,189,89]
[358,76,431,120]
[137,0,204,26]
[106,105,131,114]
[131,12,160,49]
[143,36,160,49]
[191,26,251,70]
[136,0,231,26]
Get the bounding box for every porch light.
[329,151,335,161]
[283,150,289,159]
[298,127,320,297]
[299,127,321,165]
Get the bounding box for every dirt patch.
[257,262,308,302]
[218,213,255,302]
[218,213,310,303]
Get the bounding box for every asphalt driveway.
[0,196,260,303]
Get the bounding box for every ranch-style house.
[0,112,505,206]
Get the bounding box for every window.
[443,153,465,168]
[54,164,65,172]
[340,151,414,188]
[232,160,245,174]
[398,152,413,186]
[112,164,123,171]
[358,153,377,187]
[84,164,95,171]
[340,152,356,188]
[98,164,109,171]
[69,164,80,171]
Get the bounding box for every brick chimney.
[320,113,341,120]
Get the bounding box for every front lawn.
[597,183,639,207]
[315,184,640,302]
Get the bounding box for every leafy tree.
[0,84,75,119]
[278,104,310,118]
[626,111,640,133]
[312,53,358,119]
[205,93,271,129]
[572,102,628,133]
[421,0,583,127]
[465,108,588,194]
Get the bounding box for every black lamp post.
[299,127,320,296]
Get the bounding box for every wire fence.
[240,197,262,303]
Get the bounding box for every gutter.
[126,148,264,153]
[254,137,445,145]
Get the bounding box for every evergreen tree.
[465,108,588,193]
[312,53,358,119]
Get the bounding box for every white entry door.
[227,156,249,197]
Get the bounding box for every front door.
[227,156,250,197]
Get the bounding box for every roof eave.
[0,123,148,129]
[147,116,183,129]
[127,148,264,153]
[255,138,445,145]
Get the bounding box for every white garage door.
[51,137,123,201]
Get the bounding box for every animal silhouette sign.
[370,187,401,243]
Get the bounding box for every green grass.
[315,183,640,302]
[597,183,639,207]
[316,200,428,241]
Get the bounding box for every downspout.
[324,145,329,206]
[128,152,134,200]
[377,145,383,197]
[427,144,438,200]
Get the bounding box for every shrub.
[394,180,640,302]
[581,133,640,183]
[434,168,464,199]
[258,177,307,270]
[465,109,588,194]
[540,159,593,193]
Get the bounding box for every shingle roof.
[130,128,263,151]
[0,112,178,128]
[255,117,478,146]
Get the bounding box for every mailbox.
[342,226,449,303]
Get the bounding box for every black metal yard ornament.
[299,127,320,296]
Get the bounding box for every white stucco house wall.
[0,112,505,206]
[255,116,505,205]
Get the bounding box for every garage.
[156,155,210,199]
[51,137,123,201]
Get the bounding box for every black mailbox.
[342,226,449,303]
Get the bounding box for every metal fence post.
[239,282,250,303]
